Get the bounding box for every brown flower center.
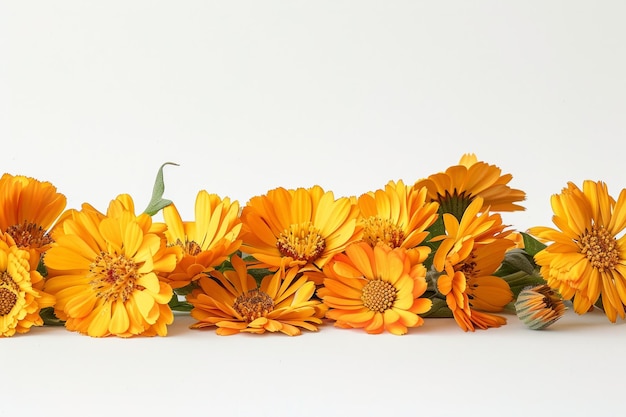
[174,238,202,256]
[457,253,478,279]
[361,279,397,313]
[89,252,144,302]
[0,272,19,316]
[276,222,326,263]
[233,288,274,322]
[362,216,405,249]
[579,225,620,272]
[5,221,53,250]
[0,288,17,316]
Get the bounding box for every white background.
[1,1,625,416]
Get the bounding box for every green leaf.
[499,248,536,276]
[521,232,547,257]
[168,294,193,312]
[143,162,179,216]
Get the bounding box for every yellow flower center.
[361,279,397,313]
[89,252,144,302]
[5,221,53,250]
[174,238,202,256]
[233,288,274,322]
[0,272,18,316]
[362,216,405,249]
[579,225,620,272]
[276,222,326,263]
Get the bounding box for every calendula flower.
[0,173,66,257]
[161,190,242,289]
[414,153,525,219]
[0,232,55,337]
[240,186,362,282]
[432,197,514,331]
[357,180,439,264]
[515,284,566,330]
[186,255,326,336]
[43,194,181,337]
[317,242,431,335]
[529,180,626,322]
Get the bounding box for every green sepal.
[37,256,48,277]
[40,307,65,326]
[143,162,179,216]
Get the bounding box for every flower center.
[174,238,202,256]
[233,288,274,322]
[88,252,144,302]
[362,216,405,249]
[5,221,53,250]
[579,225,620,272]
[457,253,478,278]
[361,279,397,313]
[0,272,19,316]
[276,222,326,263]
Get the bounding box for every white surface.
[2,1,625,416]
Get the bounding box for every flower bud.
[515,284,565,330]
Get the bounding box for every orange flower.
[318,242,431,335]
[240,186,361,281]
[414,153,525,219]
[186,255,326,336]
[530,181,626,322]
[161,190,242,289]
[44,194,181,337]
[432,198,514,331]
[0,232,55,337]
[357,180,439,264]
[0,173,66,258]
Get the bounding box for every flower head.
[357,180,439,264]
[186,255,326,336]
[432,198,514,331]
[240,186,362,281]
[161,190,242,289]
[0,173,66,257]
[0,232,55,337]
[529,180,626,322]
[43,194,182,337]
[317,242,432,335]
[414,153,525,219]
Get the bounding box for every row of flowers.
[1,154,622,337]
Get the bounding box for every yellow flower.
[240,186,362,282]
[43,194,181,337]
[317,242,432,335]
[161,190,242,289]
[433,198,514,331]
[0,232,55,337]
[186,255,326,336]
[0,173,66,257]
[529,180,626,322]
[357,180,439,264]
[414,153,525,219]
